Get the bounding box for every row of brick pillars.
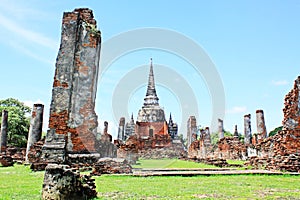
[187,109,268,148]
[0,104,44,156]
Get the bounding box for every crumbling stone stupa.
[42,8,101,163]
[115,61,185,160]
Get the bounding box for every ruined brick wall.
[117,134,184,160]
[248,76,300,172]
[282,76,300,130]
[217,137,247,160]
[188,139,213,159]
[135,121,169,138]
[47,8,101,154]
[188,136,246,160]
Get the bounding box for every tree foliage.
[269,126,283,137]
[0,98,31,147]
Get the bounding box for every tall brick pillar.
[0,110,8,153]
[26,104,44,161]
[218,118,224,139]
[203,127,211,146]
[256,110,267,141]
[43,8,101,160]
[244,114,252,144]
[118,117,125,141]
[187,116,197,148]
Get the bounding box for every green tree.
[269,126,283,137]
[178,134,187,148]
[0,98,31,147]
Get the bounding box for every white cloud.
[0,13,57,50]
[226,106,247,114]
[0,0,53,21]
[9,41,53,64]
[271,80,288,86]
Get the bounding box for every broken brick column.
[0,110,8,153]
[218,118,224,139]
[26,104,44,161]
[43,8,101,161]
[203,127,211,146]
[117,117,125,141]
[256,109,267,141]
[187,116,197,148]
[244,114,252,144]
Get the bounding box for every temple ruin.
[115,60,185,160]
[246,76,300,171]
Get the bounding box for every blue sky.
[0,0,299,138]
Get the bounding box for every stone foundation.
[42,164,97,200]
[91,157,132,175]
[117,135,185,161]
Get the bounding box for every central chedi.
[135,59,171,139]
[117,59,185,160]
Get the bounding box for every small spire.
[143,58,159,107]
[169,113,173,124]
[131,113,134,121]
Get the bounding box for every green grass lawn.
[1,162,300,199]
[96,175,300,199]
[0,164,44,200]
[132,159,219,169]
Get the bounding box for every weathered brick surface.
[256,110,267,141]
[26,104,44,161]
[0,146,26,167]
[217,137,247,160]
[91,158,132,175]
[42,164,97,200]
[282,76,300,130]
[43,8,101,160]
[248,76,300,172]
[135,121,169,138]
